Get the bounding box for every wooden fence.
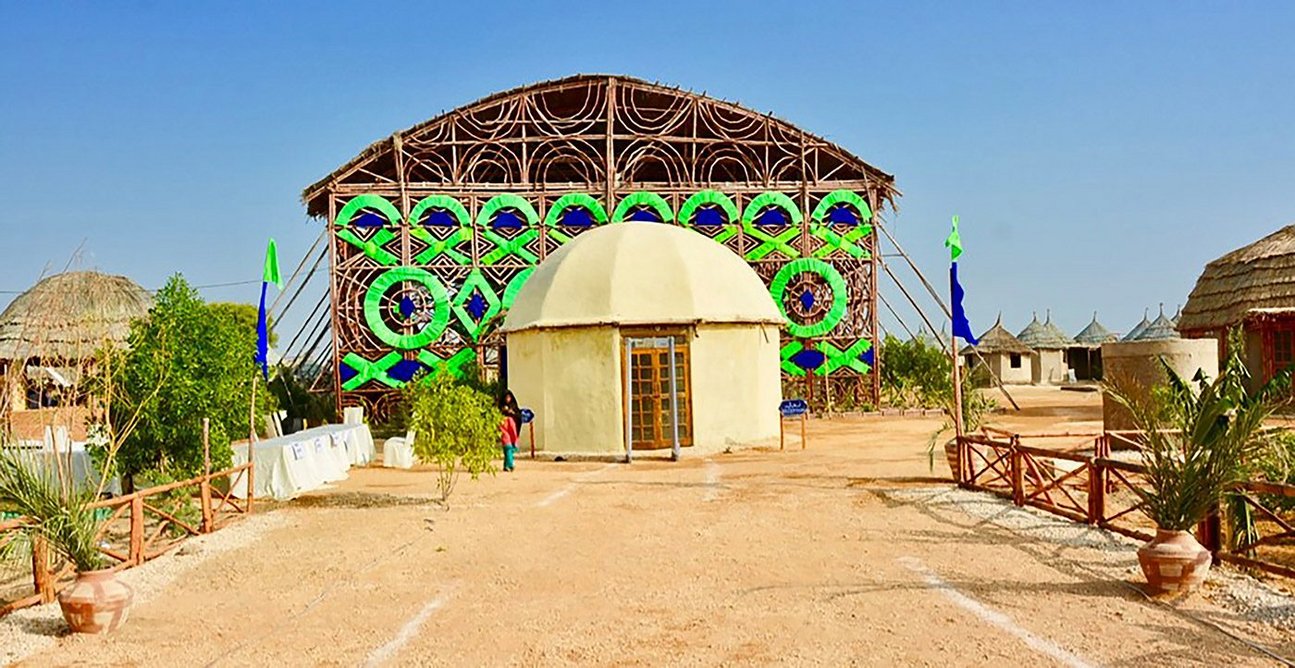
[0,461,253,615]
[956,430,1295,580]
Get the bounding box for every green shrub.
[405,373,502,503]
[95,275,270,489]
[880,334,952,409]
[1106,330,1288,533]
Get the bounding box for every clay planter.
[57,569,134,634]
[1137,529,1212,594]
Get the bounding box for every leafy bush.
[96,275,269,488]
[405,373,502,503]
[880,334,952,409]
[1105,334,1288,532]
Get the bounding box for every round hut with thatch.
[0,272,152,432]
[1180,224,1295,387]
[1068,312,1117,380]
[963,316,1034,385]
[1016,311,1074,385]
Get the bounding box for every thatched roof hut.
[1017,311,1075,350]
[1179,225,1295,332]
[0,272,152,362]
[1073,312,1117,348]
[1122,309,1152,342]
[1135,305,1180,341]
[962,316,1032,355]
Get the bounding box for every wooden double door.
[626,336,692,450]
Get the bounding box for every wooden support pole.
[800,412,807,450]
[779,417,785,451]
[529,422,536,460]
[200,418,213,533]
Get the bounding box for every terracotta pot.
[1137,529,1212,594]
[57,569,134,634]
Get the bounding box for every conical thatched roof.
[1073,312,1117,347]
[962,315,1033,355]
[0,272,152,361]
[1122,309,1151,342]
[1017,311,1073,349]
[1136,305,1180,341]
[1180,224,1295,332]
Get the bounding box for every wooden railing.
[0,462,253,615]
[956,431,1295,579]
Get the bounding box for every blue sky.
[1,2,1292,340]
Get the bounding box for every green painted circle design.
[769,258,848,338]
[364,268,451,349]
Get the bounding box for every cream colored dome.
[501,223,783,332]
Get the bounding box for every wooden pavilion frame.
[302,74,899,419]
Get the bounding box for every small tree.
[405,373,501,503]
[100,275,267,488]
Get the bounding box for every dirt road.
[17,392,1295,666]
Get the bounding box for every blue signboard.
[519,408,535,425]
[779,399,809,418]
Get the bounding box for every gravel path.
[1,512,285,666]
[885,485,1295,654]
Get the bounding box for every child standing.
[498,390,520,472]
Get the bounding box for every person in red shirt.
[498,390,520,472]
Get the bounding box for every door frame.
[621,327,694,460]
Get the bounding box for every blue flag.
[255,239,281,380]
[951,262,978,345]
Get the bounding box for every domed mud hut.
[962,316,1034,385]
[500,223,784,456]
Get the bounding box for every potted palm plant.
[1105,343,1287,595]
[0,452,133,633]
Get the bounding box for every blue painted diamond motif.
[466,292,488,320]
[799,290,815,311]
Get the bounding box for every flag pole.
[945,216,970,485]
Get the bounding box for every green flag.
[944,215,963,261]
[263,238,282,289]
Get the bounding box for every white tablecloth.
[6,443,121,497]
[230,423,375,500]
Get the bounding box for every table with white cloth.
[5,442,122,497]
[230,423,376,500]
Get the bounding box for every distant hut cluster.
[960,307,1185,386]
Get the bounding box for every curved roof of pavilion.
[500,223,783,333]
[301,74,899,218]
[0,272,152,361]
[1073,312,1117,347]
[1179,224,1295,332]
[962,316,1033,355]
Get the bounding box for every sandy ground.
[11,386,1295,666]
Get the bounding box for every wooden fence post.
[1088,457,1105,525]
[32,535,54,604]
[1010,437,1024,507]
[128,495,144,565]
[200,418,213,533]
[1198,511,1222,556]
